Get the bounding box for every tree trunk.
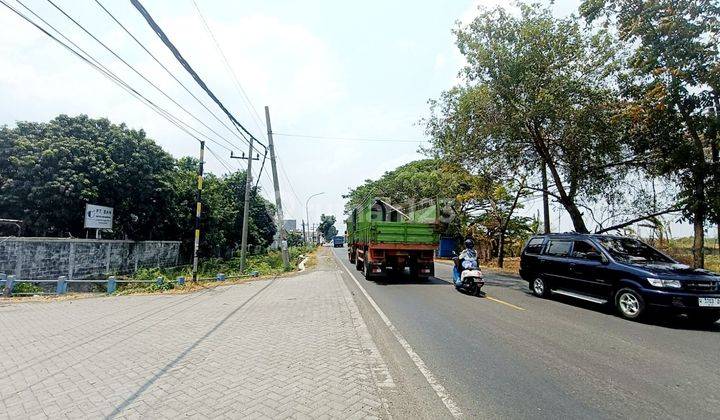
[528,124,589,233]
[497,231,505,268]
[541,161,550,233]
[693,217,705,269]
[692,169,706,269]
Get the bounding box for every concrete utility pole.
[305,192,324,245]
[302,220,306,243]
[192,141,205,281]
[265,106,290,269]
[541,160,551,234]
[230,143,260,273]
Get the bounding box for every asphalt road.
[332,246,720,419]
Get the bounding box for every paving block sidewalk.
[0,257,392,418]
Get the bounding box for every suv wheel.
[531,277,550,298]
[615,288,645,320]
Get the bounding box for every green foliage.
[317,214,338,242]
[12,282,43,295]
[581,0,720,267]
[0,114,276,260]
[425,3,639,234]
[286,230,304,247]
[345,158,534,262]
[125,246,315,287]
[0,114,176,238]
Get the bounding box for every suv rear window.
[524,238,545,254]
[545,240,571,257]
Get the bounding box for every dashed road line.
[485,295,526,311]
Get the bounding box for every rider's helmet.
[464,238,474,249]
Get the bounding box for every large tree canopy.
[581,0,720,267]
[317,214,338,242]
[344,159,534,263]
[0,115,275,258]
[425,4,667,235]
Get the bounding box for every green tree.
[0,114,175,239]
[344,159,533,266]
[0,115,277,261]
[581,0,720,268]
[317,214,338,242]
[426,4,668,236]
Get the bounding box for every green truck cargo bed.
[347,199,439,246]
[354,221,437,245]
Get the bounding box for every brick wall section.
[0,238,180,280]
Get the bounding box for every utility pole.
[230,144,260,273]
[541,161,551,234]
[265,106,290,269]
[192,141,205,281]
[302,220,306,243]
[305,192,324,246]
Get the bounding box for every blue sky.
[0,0,698,237]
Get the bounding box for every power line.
[3,0,234,154]
[272,132,426,143]
[190,0,267,139]
[130,0,266,156]
[275,151,303,210]
[205,144,235,174]
[42,0,240,154]
[254,151,268,189]
[93,0,248,150]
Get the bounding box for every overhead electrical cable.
[275,152,303,209]
[93,0,248,148]
[273,132,426,143]
[43,0,239,153]
[190,0,266,138]
[205,145,236,175]
[130,0,266,155]
[254,151,268,189]
[2,0,233,153]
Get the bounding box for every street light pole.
[305,192,324,244]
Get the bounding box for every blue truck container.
[438,237,456,258]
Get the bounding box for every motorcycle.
[452,251,485,296]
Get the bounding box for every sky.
[0,0,700,238]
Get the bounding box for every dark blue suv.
[519,233,720,324]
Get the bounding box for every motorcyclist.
[458,238,478,270]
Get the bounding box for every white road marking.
[335,253,463,418]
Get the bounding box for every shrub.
[12,282,43,295]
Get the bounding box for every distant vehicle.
[520,233,720,324]
[332,236,344,248]
[346,199,438,280]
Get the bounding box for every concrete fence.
[0,237,180,280]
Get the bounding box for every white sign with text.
[84,204,113,229]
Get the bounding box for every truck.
[332,235,345,247]
[346,198,440,280]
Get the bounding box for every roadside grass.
[115,245,318,295]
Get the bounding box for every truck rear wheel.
[355,252,363,271]
[363,259,372,280]
[349,249,356,264]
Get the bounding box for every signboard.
[84,204,113,229]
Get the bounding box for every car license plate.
[698,297,720,307]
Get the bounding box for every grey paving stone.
[0,265,390,418]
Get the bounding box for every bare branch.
[594,207,682,234]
